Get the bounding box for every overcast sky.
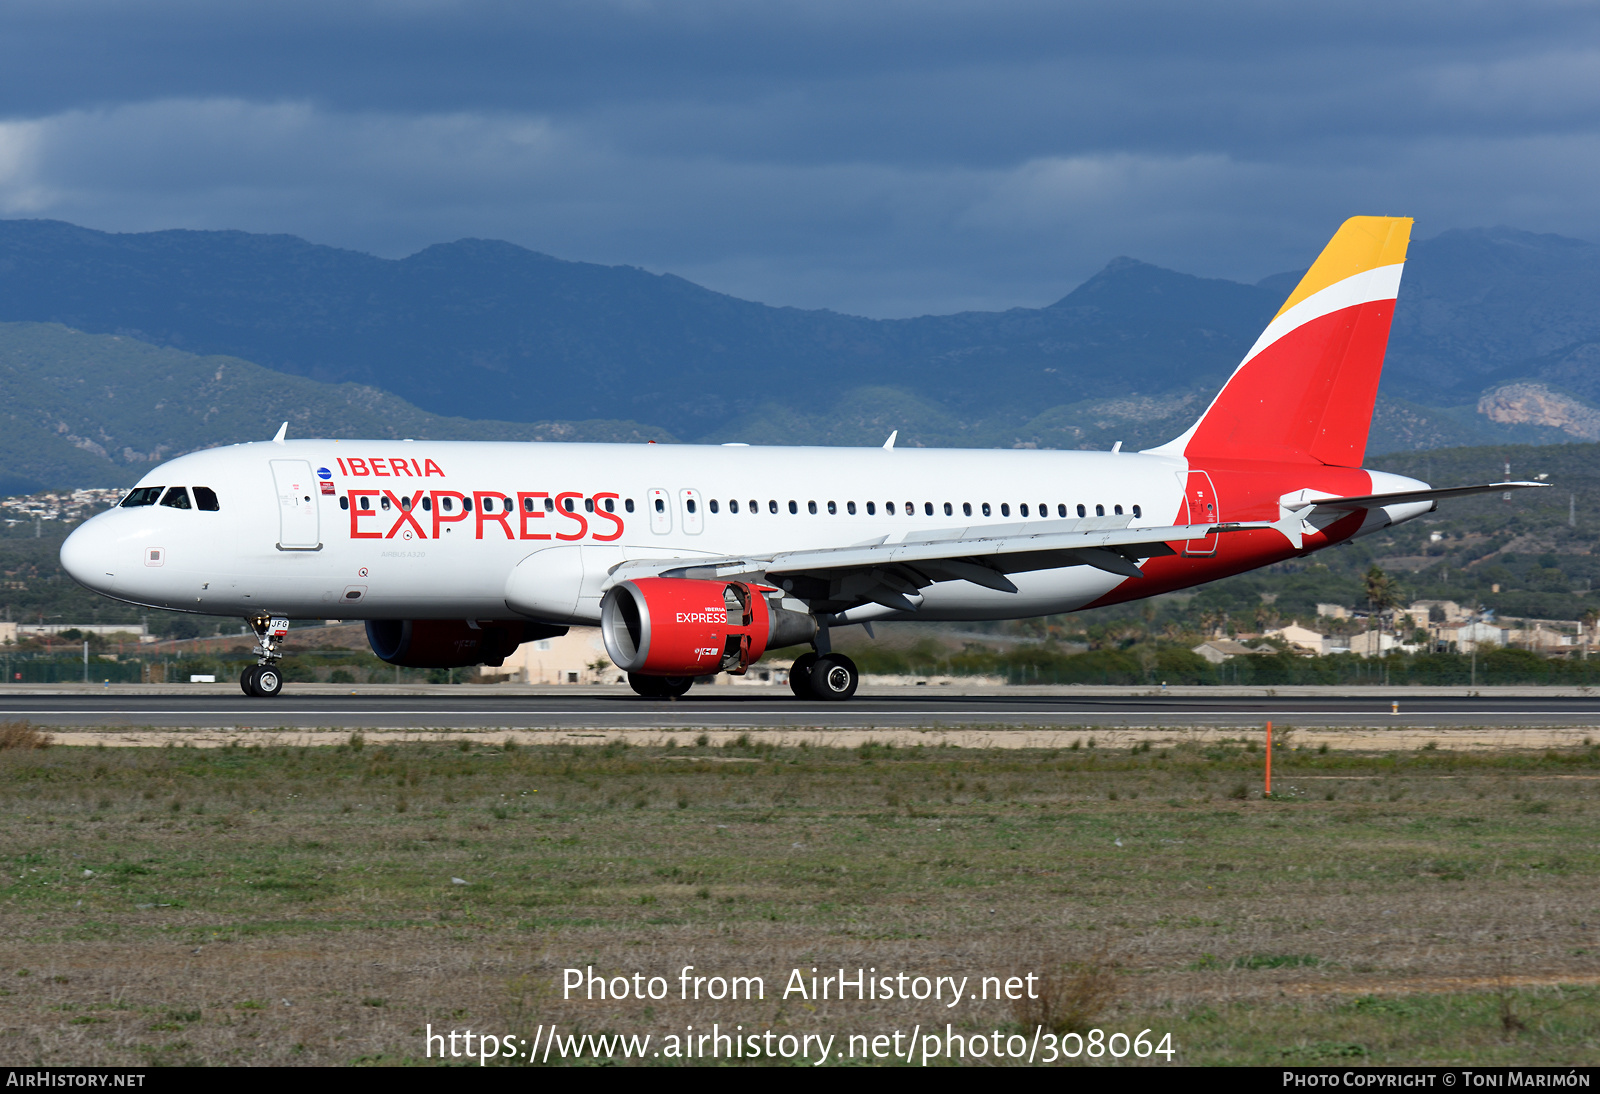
[1,0,1598,316]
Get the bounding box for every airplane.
[59,216,1545,699]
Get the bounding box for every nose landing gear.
[241,613,290,698]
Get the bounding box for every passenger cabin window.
[709,499,719,514]
[192,487,220,511]
[585,497,595,513]
[423,496,434,511]
[565,498,576,512]
[924,502,933,516]
[380,495,392,511]
[121,486,164,507]
[788,500,798,514]
[1113,504,1123,515]
[730,500,740,513]
[944,502,952,516]
[401,495,413,510]
[962,502,971,516]
[886,502,896,515]
[625,498,635,513]
[807,501,817,514]
[1000,503,1010,517]
[340,496,349,511]
[360,496,373,511]
[522,497,535,512]
[1132,504,1142,518]
[1095,504,1105,516]
[462,497,473,512]
[982,503,991,516]
[1077,504,1087,517]
[159,487,191,510]
[904,500,913,514]
[1020,504,1029,517]
[1058,504,1067,517]
[654,498,665,513]
[866,501,876,515]
[604,498,616,513]
[827,501,837,515]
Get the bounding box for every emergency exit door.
[271,459,321,549]
[1183,470,1218,556]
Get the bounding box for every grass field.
[2,725,1598,1066]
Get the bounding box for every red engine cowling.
[366,619,568,668]
[600,578,815,677]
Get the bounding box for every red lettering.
[336,458,348,475]
[383,491,428,539]
[475,492,514,540]
[348,491,382,539]
[412,459,422,476]
[554,492,588,541]
[591,493,624,541]
[370,457,390,476]
[430,491,468,538]
[517,492,551,540]
[349,458,370,476]
[388,458,411,477]
[423,459,444,477]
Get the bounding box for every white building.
[1316,603,1350,620]
[1264,623,1326,654]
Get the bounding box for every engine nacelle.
[600,578,816,677]
[366,619,569,668]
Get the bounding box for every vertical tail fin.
[1148,216,1412,467]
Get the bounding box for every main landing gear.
[241,614,289,698]
[788,646,859,702]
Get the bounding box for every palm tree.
[1363,564,1402,655]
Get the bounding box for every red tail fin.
[1149,216,1412,467]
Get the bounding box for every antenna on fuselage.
[272,422,288,445]
[882,431,897,450]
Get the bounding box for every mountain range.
[2,217,1599,492]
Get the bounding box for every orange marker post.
[1265,721,1272,799]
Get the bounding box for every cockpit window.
[158,487,192,510]
[121,486,163,507]
[192,487,220,511]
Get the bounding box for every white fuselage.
[59,438,1428,626]
[60,439,1194,623]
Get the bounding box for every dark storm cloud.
[2,1,1599,315]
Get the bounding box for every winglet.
[272,422,288,445]
[883,430,897,450]
[1272,504,1315,550]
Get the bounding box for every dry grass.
[0,720,50,750]
[1012,946,1121,1035]
[1,736,1599,1065]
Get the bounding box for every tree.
[1363,565,1403,634]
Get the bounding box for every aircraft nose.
[60,519,119,594]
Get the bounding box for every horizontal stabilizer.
[1294,481,1549,511]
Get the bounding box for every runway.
[4,684,1600,735]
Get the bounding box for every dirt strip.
[35,724,1600,750]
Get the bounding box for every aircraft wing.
[606,508,1313,613]
[1287,481,1549,511]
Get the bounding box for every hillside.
[4,219,1599,459]
[0,322,670,495]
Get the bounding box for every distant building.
[1441,621,1509,653]
[1316,603,1350,620]
[1192,639,1276,664]
[0,622,15,646]
[1348,631,1400,658]
[1265,623,1326,654]
[1409,599,1470,624]
[17,623,149,639]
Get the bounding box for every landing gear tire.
[809,653,859,701]
[243,665,283,698]
[239,666,254,696]
[788,652,818,698]
[629,673,694,699]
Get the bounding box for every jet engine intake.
[600,577,815,677]
[366,619,569,668]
